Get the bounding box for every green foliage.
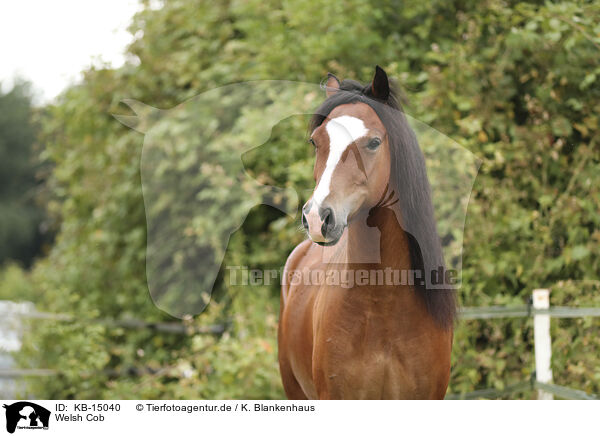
[6,0,600,398]
[0,263,36,301]
[0,80,45,267]
[413,0,600,396]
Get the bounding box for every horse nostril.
[302,213,309,231]
[320,208,335,237]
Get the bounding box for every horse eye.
[308,138,316,147]
[367,137,381,150]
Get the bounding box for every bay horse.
[278,66,456,399]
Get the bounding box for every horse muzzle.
[302,201,344,246]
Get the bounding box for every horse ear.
[324,73,341,98]
[370,65,390,100]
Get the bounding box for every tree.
[0,80,45,268]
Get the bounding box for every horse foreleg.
[278,355,308,400]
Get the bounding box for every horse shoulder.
[281,238,313,306]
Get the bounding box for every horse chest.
[310,292,422,399]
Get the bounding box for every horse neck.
[344,205,412,270]
[318,204,427,321]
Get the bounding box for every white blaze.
[313,115,368,205]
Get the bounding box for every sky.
[0,0,142,103]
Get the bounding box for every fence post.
[533,288,553,400]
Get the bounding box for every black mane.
[309,78,456,329]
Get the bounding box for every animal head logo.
[3,402,50,434]
[114,78,479,318]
